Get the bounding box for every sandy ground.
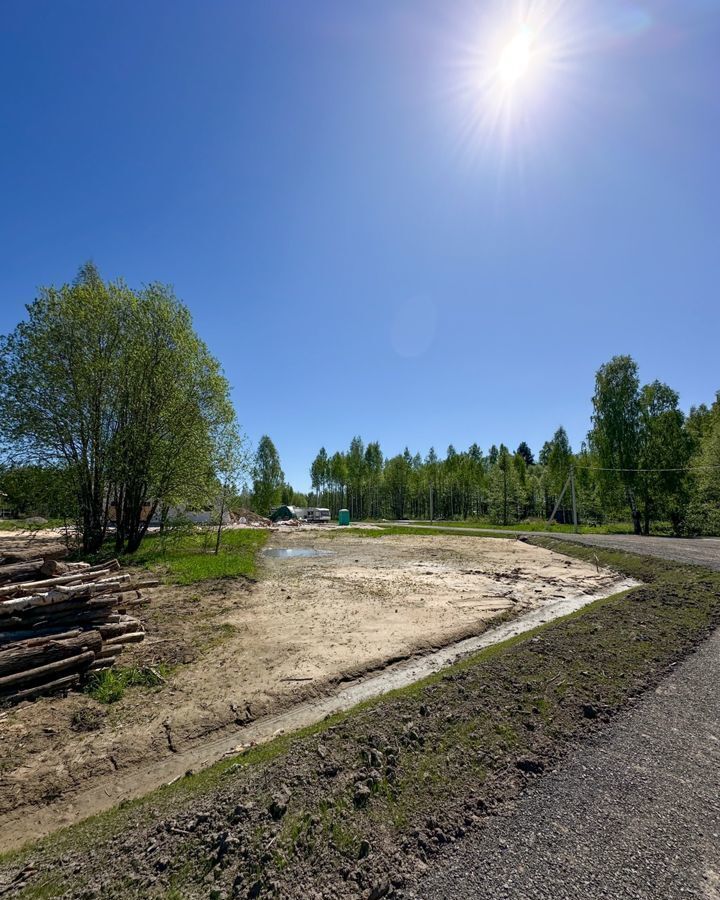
[0,528,624,844]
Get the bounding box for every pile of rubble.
[229,508,272,528]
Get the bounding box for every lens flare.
[498,27,535,86]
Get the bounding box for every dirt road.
[397,523,720,571]
[416,624,720,900]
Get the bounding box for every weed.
[85,665,169,704]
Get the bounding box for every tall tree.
[310,447,329,507]
[636,381,688,534]
[689,393,720,535]
[589,355,643,534]
[516,441,535,466]
[110,282,235,552]
[0,264,124,549]
[546,426,572,514]
[252,436,284,514]
[0,264,236,552]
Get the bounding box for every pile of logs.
[0,547,154,704]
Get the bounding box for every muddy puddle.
[262,548,334,558]
[2,575,637,850]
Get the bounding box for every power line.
[574,464,720,473]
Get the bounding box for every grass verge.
[0,518,65,532]
[84,528,269,585]
[2,541,720,899]
[406,518,639,534]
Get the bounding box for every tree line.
[2,271,718,547]
[304,356,720,536]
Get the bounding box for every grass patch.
[0,518,65,531]
[85,665,170,704]
[353,518,678,536]
[408,518,637,534]
[326,525,514,540]
[82,527,268,585]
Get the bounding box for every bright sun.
[498,27,535,86]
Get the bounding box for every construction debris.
[229,508,272,528]
[0,548,151,704]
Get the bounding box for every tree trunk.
[621,480,642,535]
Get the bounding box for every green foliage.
[0,465,76,519]
[688,393,720,535]
[304,355,718,534]
[252,435,284,515]
[0,518,65,531]
[129,526,268,584]
[85,665,170,704]
[0,264,239,553]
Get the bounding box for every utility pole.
[548,471,571,527]
[570,465,578,533]
[429,484,434,522]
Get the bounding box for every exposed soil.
[0,530,621,849]
[1,543,718,899]
[416,626,720,899]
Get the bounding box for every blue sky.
[1,1,718,490]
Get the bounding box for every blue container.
[338,508,350,526]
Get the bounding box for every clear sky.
[1,1,718,490]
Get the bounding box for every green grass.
[326,525,513,540]
[84,527,269,585]
[0,517,65,531]
[85,665,171,704]
[333,520,680,539]
[354,517,681,536]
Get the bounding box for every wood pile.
[0,547,155,704]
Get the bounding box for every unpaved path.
[416,625,720,900]
[0,531,626,849]
[396,523,720,571]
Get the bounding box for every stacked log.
[0,551,154,704]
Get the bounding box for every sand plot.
[0,530,627,844]
[236,533,622,682]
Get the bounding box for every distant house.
[269,505,307,522]
[108,500,232,527]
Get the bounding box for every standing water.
[262,548,334,559]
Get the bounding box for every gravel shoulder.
[416,625,720,900]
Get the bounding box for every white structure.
[307,507,331,523]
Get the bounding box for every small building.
[269,505,307,522]
[109,500,232,527]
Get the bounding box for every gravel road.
[415,627,720,900]
[397,523,720,571]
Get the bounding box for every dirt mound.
[230,508,272,528]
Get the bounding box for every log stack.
[0,549,153,703]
